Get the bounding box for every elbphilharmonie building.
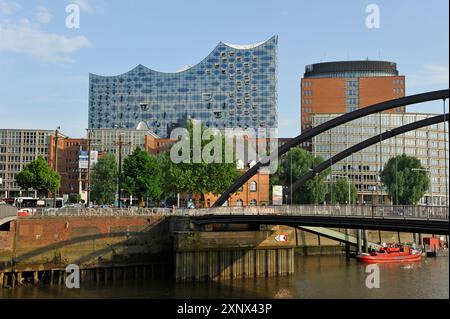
[88,36,278,137]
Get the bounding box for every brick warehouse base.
[1,214,438,287]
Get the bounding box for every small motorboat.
[356,244,422,263]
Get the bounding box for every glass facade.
[88,36,278,137]
[312,113,449,206]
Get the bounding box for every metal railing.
[21,204,449,221]
[0,204,17,220]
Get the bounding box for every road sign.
[275,234,288,242]
[79,150,98,169]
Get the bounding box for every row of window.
[235,199,258,206]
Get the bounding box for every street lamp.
[53,126,61,208]
[118,133,125,208]
[412,168,432,206]
[328,174,354,205]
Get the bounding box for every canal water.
[1,255,448,299]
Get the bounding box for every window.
[202,93,212,101]
[249,199,257,206]
[250,181,257,192]
[236,199,243,207]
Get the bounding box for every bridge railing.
[9,204,449,221]
[183,204,449,220]
[0,204,17,220]
[32,207,175,217]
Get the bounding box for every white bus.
[13,197,66,209]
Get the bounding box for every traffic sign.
[275,234,288,242]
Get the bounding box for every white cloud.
[72,0,94,13]
[409,64,449,88]
[0,0,21,15]
[0,21,91,63]
[35,6,53,24]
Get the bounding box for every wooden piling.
[17,272,22,286]
[95,268,99,283]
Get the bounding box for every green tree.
[272,148,330,204]
[380,154,429,205]
[122,147,162,207]
[327,177,357,204]
[15,156,61,198]
[68,193,81,204]
[90,153,118,205]
[163,120,240,207]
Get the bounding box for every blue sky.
[0,0,448,138]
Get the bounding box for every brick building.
[301,60,405,149]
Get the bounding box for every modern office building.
[0,129,61,198]
[301,60,405,149]
[88,36,278,137]
[311,113,449,206]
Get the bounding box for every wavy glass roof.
[88,36,278,137]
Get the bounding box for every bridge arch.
[213,89,449,207]
[287,113,449,199]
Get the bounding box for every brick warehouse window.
[250,181,257,192]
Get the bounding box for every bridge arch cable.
[287,113,449,200]
[212,89,449,207]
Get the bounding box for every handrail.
[15,204,449,221]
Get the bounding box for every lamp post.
[86,129,92,207]
[289,150,293,205]
[53,126,60,208]
[118,133,124,208]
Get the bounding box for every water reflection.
[1,255,448,299]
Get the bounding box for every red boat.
[356,244,422,263]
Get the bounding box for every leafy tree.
[15,156,61,198]
[164,120,240,207]
[381,154,429,205]
[327,177,357,204]
[68,193,81,204]
[90,153,118,205]
[122,147,162,207]
[272,148,330,204]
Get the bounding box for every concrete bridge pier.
[356,229,362,254]
[344,229,350,259]
[363,230,369,253]
[418,233,423,249]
